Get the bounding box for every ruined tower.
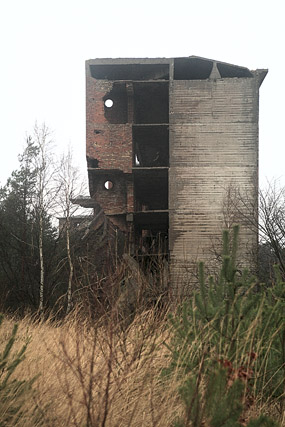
[84,56,267,286]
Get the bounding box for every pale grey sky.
[0,0,284,188]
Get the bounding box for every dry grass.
[0,306,282,426]
[0,309,184,426]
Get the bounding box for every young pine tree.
[164,226,282,426]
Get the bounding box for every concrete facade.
[84,56,267,286]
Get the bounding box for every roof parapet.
[253,69,268,87]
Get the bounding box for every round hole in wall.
[104,180,114,190]
[104,99,113,108]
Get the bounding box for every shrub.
[164,226,283,426]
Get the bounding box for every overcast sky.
[0,0,284,189]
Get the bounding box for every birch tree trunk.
[38,136,45,313]
[57,149,86,314]
[33,123,54,313]
[38,212,44,313]
[66,216,73,314]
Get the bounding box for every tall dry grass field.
[0,306,282,426]
[0,310,185,426]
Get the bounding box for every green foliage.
[172,364,279,426]
[0,138,63,312]
[204,367,244,426]
[0,314,37,425]
[246,416,279,427]
[172,366,244,426]
[0,135,104,315]
[164,226,283,426]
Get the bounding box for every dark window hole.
[90,64,169,80]
[87,157,99,168]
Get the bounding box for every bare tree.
[224,180,285,279]
[259,181,285,276]
[33,123,57,312]
[56,148,88,313]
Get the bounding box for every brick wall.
[89,173,127,215]
[86,78,133,174]
[86,67,134,220]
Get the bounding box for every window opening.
[104,180,114,190]
[133,82,169,124]
[104,99,113,108]
[104,83,128,123]
[133,125,169,167]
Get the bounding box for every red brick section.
[86,78,132,174]
[89,173,127,215]
[86,74,135,227]
[89,175,134,216]
[87,125,132,173]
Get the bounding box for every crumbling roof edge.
[86,56,266,74]
[252,69,268,87]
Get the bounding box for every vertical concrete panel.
[169,78,259,289]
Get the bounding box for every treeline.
[0,125,106,315]
[1,125,285,317]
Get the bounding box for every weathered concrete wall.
[169,76,260,287]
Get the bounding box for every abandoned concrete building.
[81,56,267,284]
